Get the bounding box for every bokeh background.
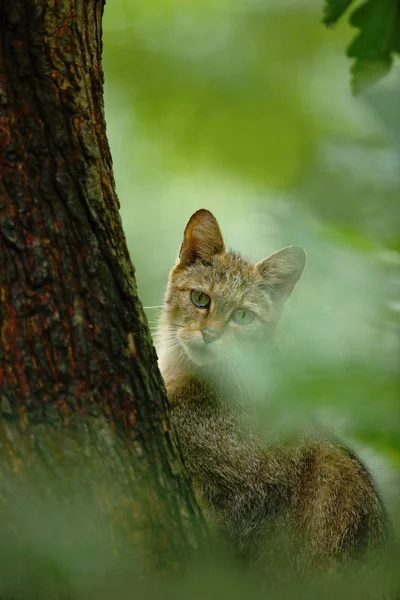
[103,0,399,518]
[2,4,400,599]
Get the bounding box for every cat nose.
[202,327,220,344]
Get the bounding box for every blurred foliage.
[323,0,400,93]
[102,3,400,594]
[102,0,400,490]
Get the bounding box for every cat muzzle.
[202,327,221,344]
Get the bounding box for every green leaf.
[349,58,392,95]
[347,0,399,60]
[323,0,355,26]
[323,0,400,93]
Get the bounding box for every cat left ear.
[255,246,306,301]
[178,209,225,267]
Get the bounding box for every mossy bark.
[0,0,205,581]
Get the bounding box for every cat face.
[162,209,306,366]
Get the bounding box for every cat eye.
[231,308,255,325]
[190,290,211,309]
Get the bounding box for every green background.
[103,0,400,513]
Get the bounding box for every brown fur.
[156,209,388,575]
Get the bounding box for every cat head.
[162,209,306,366]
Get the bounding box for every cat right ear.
[255,246,306,302]
[178,209,225,267]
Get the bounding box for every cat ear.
[178,209,225,266]
[255,246,306,301]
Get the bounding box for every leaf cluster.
[323,0,400,93]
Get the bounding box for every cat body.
[157,209,388,574]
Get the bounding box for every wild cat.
[155,209,388,575]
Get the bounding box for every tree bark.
[0,0,205,585]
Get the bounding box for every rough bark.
[0,0,205,583]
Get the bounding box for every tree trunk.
[0,0,205,589]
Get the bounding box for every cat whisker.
[152,330,176,338]
[154,332,183,354]
[151,325,179,333]
[225,356,245,416]
[221,347,253,399]
[157,337,181,349]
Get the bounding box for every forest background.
[104,0,400,515]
